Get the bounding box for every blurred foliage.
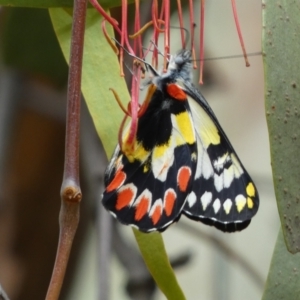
[1,8,68,87]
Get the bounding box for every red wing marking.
[115,184,136,210]
[135,196,150,221]
[166,84,187,101]
[106,169,126,192]
[151,206,162,225]
[149,201,163,225]
[177,166,191,192]
[164,189,176,216]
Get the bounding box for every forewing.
[103,88,197,232]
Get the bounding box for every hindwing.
[182,82,259,232]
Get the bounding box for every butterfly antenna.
[170,25,190,49]
[112,37,159,76]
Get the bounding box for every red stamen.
[188,0,196,68]
[102,20,119,55]
[177,0,185,48]
[90,0,136,77]
[151,0,163,69]
[199,0,205,84]
[118,114,129,150]
[134,0,143,57]
[152,0,161,32]
[231,0,250,67]
[119,0,129,76]
[163,0,170,72]
[90,0,119,30]
[138,84,156,117]
[126,64,141,147]
[129,20,165,39]
[109,88,130,115]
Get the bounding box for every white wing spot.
[231,154,244,177]
[201,191,212,211]
[213,153,229,172]
[223,166,235,188]
[195,144,214,180]
[235,194,247,213]
[213,199,221,214]
[223,199,233,214]
[187,192,197,207]
[214,173,224,192]
[152,144,175,181]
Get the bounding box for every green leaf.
[50,7,128,155]
[134,229,186,300]
[262,0,300,253]
[50,8,185,299]
[2,8,68,87]
[262,228,300,300]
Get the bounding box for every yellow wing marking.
[173,111,196,145]
[187,96,220,148]
[247,198,254,209]
[153,141,170,159]
[246,183,255,209]
[246,182,255,197]
[235,195,247,213]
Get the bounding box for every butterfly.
[102,49,259,233]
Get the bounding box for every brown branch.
[45,0,87,299]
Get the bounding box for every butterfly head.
[169,50,193,78]
[153,49,193,90]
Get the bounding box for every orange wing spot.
[106,170,126,192]
[166,84,187,101]
[164,189,176,216]
[116,187,135,210]
[135,197,150,221]
[177,166,191,192]
[151,205,162,225]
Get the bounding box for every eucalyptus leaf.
[262,229,300,300]
[262,0,300,253]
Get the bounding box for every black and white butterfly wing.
[103,86,197,232]
[182,83,259,232]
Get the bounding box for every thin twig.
[45,0,87,299]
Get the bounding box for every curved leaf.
[262,0,300,253]
[50,7,128,155]
[134,229,186,300]
[262,228,300,300]
[50,7,185,299]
